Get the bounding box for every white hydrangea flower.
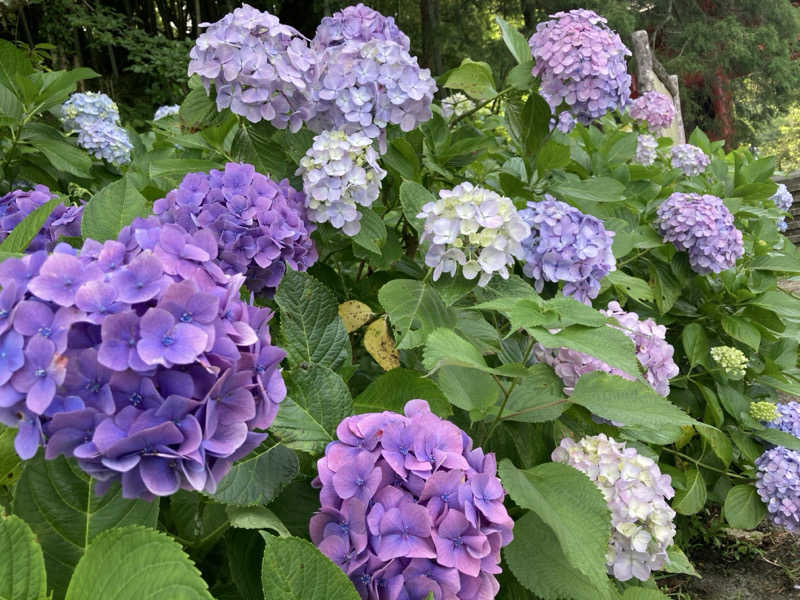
[634,134,658,166]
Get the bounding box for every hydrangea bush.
[2,4,800,600]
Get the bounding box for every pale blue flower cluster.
[60,92,132,166]
[634,134,658,166]
[770,183,793,232]
[154,105,180,120]
[669,144,709,176]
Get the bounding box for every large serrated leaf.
[353,368,450,417]
[672,468,707,515]
[503,364,567,423]
[0,514,47,600]
[81,176,149,243]
[64,526,213,600]
[422,328,488,373]
[211,443,298,506]
[399,181,434,233]
[495,17,531,65]
[723,484,766,529]
[13,455,158,599]
[378,279,455,349]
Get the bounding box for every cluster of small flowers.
[518,196,615,304]
[296,129,386,236]
[311,399,513,600]
[749,401,779,423]
[417,183,531,287]
[60,92,132,165]
[755,446,800,532]
[552,434,676,582]
[528,9,631,124]
[441,93,476,119]
[153,162,317,294]
[535,301,679,397]
[710,345,748,379]
[554,111,576,133]
[770,183,793,232]
[154,105,180,120]
[634,134,658,166]
[656,193,744,274]
[628,91,674,130]
[669,144,709,176]
[311,3,410,52]
[0,185,83,253]
[764,401,800,438]
[0,216,287,500]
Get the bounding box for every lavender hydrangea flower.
[656,192,743,274]
[669,144,709,176]
[519,196,615,304]
[770,183,793,232]
[552,434,676,582]
[61,92,120,131]
[296,129,386,236]
[529,9,631,124]
[765,401,800,438]
[311,399,513,599]
[188,4,317,132]
[154,105,180,120]
[634,134,658,166]
[153,162,317,294]
[0,185,84,252]
[312,3,410,52]
[755,446,800,531]
[535,301,679,397]
[554,111,576,133]
[417,183,531,287]
[628,91,675,130]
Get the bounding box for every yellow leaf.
[338,300,374,333]
[364,317,401,371]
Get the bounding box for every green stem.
[617,250,648,268]
[662,447,751,481]
[450,87,514,127]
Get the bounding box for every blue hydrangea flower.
[771,183,793,232]
[61,92,120,130]
[756,446,800,531]
[669,144,709,176]
[153,105,180,120]
[61,92,132,165]
[766,401,800,438]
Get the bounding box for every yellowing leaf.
[338,300,374,333]
[364,317,400,371]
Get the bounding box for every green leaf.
[225,528,264,600]
[422,328,488,373]
[352,208,386,255]
[13,455,158,598]
[382,138,420,182]
[443,58,496,100]
[271,365,352,454]
[26,137,92,178]
[378,279,455,349]
[500,460,613,595]
[0,195,61,254]
[756,427,800,451]
[664,546,698,577]
[649,262,681,314]
[0,514,47,600]
[495,17,531,64]
[211,444,298,506]
[399,181,434,233]
[0,425,21,487]
[516,94,551,158]
[536,139,571,171]
[35,68,99,112]
[180,87,218,126]
[672,468,707,515]
[503,364,567,423]
[353,368,451,417]
[232,121,294,181]
[751,290,800,319]
[64,526,212,600]
[721,316,761,351]
[81,177,149,243]
[696,424,733,467]
[549,177,626,204]
[275,270,351,370]
[0,41,33,95]
[148,158,220,179]
[0,83,22,121]
[751,254,800,274]
[606,133,638,164]
[682,323,710,368]
[621,589,669,600]
[227,506,290,537]
[436,366,498,415]
[723,484,766,529]
[260,535,361,600]
[570,373,698,433]
[606,271,654,303]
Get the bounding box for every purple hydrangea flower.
[771,183,793,232]
[656,192,743,274]
[312,3,410,52]
[311,400,513,599]
[0,185,84,253]
[552,434,676,582]
[669,144,709,176]
[417,183,531,287]
[634,134,658,166]
[628,91,675,130]
[154,105,180,120]
[554,111,576,133]
[519,196,615,304]
[755,446,800,532]
[766,401,800,438]
[529,9,631,124]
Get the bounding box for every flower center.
[38,326,51,337]
[161,335,175,346]
[34,368,46,377]
[129,392,143,407]
[179,311,193,323]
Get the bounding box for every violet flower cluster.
[628,91,674,130]
[552,434,677,582]
[0,185,83,253]
[0,216,287,500]
[154,105,180,120]
[417,183,530,287]
[535,301,679,397]
[554,111,576,133]
[312,3,410,52]
[669,144,709,176]
[311,399,514,600]
[755,446,800,532]
[656,192,744,274]
[528,9,631,124]
[765,401,800,439]
[153,162,317,295]
[60,92,132,166]
[518,196,615,304]
[634,134,658,166]
[296,129,386,236]
[770,183,793,232]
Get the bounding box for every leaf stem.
[661,447,751,481]
[450,87,514,127]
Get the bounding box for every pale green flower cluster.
[749,401,779,422]
[710,345,748,379]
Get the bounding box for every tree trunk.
[419,0,442,76]
[520,0,536,36]
[710,66,734,148]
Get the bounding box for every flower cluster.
[750,401,779,423]
[535,301,679,397]
[417,183,530,287]
[188,4,316,131]
[441,93,476,119]
[296,129,386,236]
[153,162,317,294]
[61,92,132,166]
[518,196,615,304]
[755,446,800,532]
[634,134,658,166]
[154,105,180,120]
[528,9,631,124]
[628,91,674,130]
[669,144,709,176]
[554,111,576,133]
[0,185,83,253]
[312,3,410,52]
[311,399,514,599]
[710,345,748,379]
[656,193,743,274]
[0,217,287,500]
[770,183,793,232]
[552,434,676,582]
[765,401,800,438]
